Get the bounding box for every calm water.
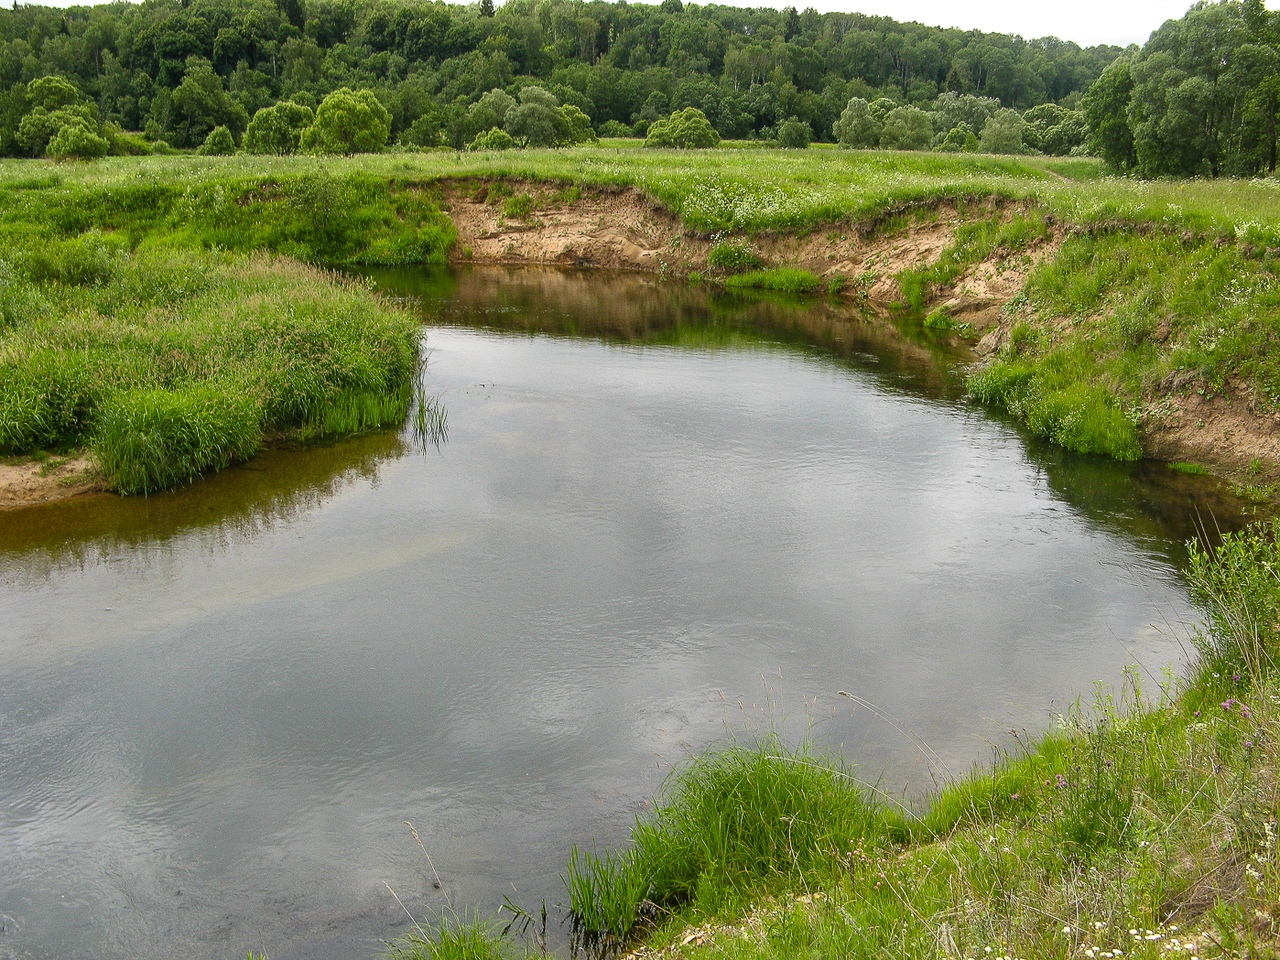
[0,268,1253,960]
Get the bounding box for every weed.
[708,241,764,273]
[501,193,535,221]
[724,269,823,295]
[1169,461,1211,475]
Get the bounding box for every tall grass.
[566,737,898,939]
[0,247,422,493]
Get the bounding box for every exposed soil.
[0,455,100,510]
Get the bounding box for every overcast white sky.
[12,0,1280,49]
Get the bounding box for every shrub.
[197,125,236,156]
[645,107,720,149]
[244,101,315,155]
[708,240,764,272]
[45,118,110,160]
[301,87,391,155]
[467,127,518,151]
[777,117,812,149]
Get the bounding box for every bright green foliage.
[94,383,263,495]
[1022,103,1087,155]
[645,107,720,149]
[934,122,978,153]
[25,76,81,113]
[46,118,110,161]
[467,127,518,151]
[301,87,391,154]
[725,268,823,293]
[1188,518,1280,676]
[969,350,1143,459]
[559,104,598,145]
[832,97,880,148]
[391,914,517,960]
[707,241,764,272]
[776,118,811,149]
[878,105,933,150]
[17,104,96,157]
[198,125,236,156]
[979,108,1027,154]
[244,102,315,155]
[567,739,891,938]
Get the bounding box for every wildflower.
[1222,699,1237,711]
[1055,773,1069,789]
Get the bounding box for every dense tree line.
[1083,0,1280,176]
[0,0,1121,154]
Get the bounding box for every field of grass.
[390,519,1280,960]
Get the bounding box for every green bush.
[197,125,237,156]
[707,240,764,272]
[645,107,720,149]
[467,127,518,151]
[46,119,110,161]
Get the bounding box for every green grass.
[0,250,421,493]
[724,268,824,294]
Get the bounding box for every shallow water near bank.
[0,267,1257,960]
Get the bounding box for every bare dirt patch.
[1144,386,1280,480]
[0,454,101,510]
[442,181,711,272]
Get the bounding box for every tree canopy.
[0,0,1123,155]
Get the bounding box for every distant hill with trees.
[0,0,1121,154]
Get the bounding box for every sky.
[11,0,1280,50]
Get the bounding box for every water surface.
[0,267,1250,960]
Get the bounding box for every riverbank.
[2,150,1279,504]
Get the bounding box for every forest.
[0,0,1127,154]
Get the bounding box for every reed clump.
[0,248,420,494]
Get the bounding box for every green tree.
[467,126,517,150]
[169,58,249,149]
[979,107,1026,154]
[644,106,720,148]
[934,122,978,153]
[244,101,315,154]
[879,105,933,150]
[1082,57,1136,171]
[46,117,109,160]
[504,85,566,146]
[300,87,391,154]
[17,103,96,157]
[832,96,880,148]
[1126,1,1279,177]
[198,124,237,155]
[777,116,811,148]
[559,104,597,144]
